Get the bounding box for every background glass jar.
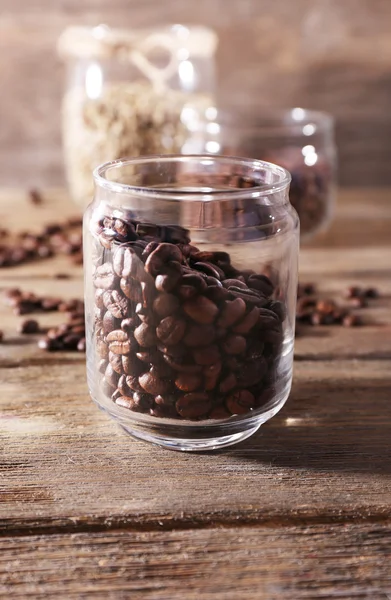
[58,25,217,207]
[188,108,336,240]
[84,155,299,451]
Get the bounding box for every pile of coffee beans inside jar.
[92,216,285,421]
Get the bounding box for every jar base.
[119,422,261,452]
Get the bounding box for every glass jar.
[195,108,336,240]
[58,25,217,207]
[84,155,299,451]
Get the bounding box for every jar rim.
[93,154,291,202]
[201,107,334,136]
[57,24,218,60]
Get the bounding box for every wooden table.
[1,189,390,599]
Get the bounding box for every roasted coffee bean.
[349,295,368,308]
[226,390,256,415]
[150,404,179,419]
[111,389,122,402]
[63,334,82,349]
[176,393,211,419]
[316,299,337,314]
[107,329,135,355]
[177,273,207,299]
[222,278,248,290]
[175,373,202,392]
[139,371,171,395]
[95,289,105,309]
[183,324,216,347]
[248,274,274,296]
[209,405,231,419]
[0,330,4,343]
[145,243,182,276]
[125,375,144,393]
[162,225,190,245]
[116,392,153,412]
[121,317,138,331]
[192,251,231,266]
[193,261,224,280]
[229,287,266,306]
[156,316,186,346]
[150,361,173,379]
[97,338,109,359]
[238,358,267,387]
[113,245,143,278]
[205,285,231,304]
[183,296,219,324]
[219,373,237,394]
[105,363,119,388]
[117,375,131,396]
[204,361,222,390]
[108,351,123,374]
[18,319,39,334]
[38,337,63,351]
[193,344,220,366]
[155,394,177,406]
[232,306,260,334]
[77,337,86,352]
[135,303,158,326]
[141,241,159,260]
[163,354,203,373]
[365,287,379,299]
[120,277,142,302]
[268,300,286,321]
[155,262,182,292]
[98,359,108,374]
[217,298,247,328]
[103,290,129,318]
[343,313,362,327]
[205,276,222,287]
[136,349,159,363]
[134,323,157,347]
[344,286,362,299]
[102,311,120,335]
[257,308,280,329]
[94,263,117,290]
[225,357,242,372]
[157,342,186,358]
[102,377,116,397]
[152,293,180,317]
[122,354,144,377]
[221,334,246,355]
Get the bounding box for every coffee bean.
[102,311,120,335]
[122,354,144,377]
[155,262,182,292]
[77,337,86,352]
[157,342,186,358]
[105,363,119,388]
[150,361,173,379]
[183,296,218,324]
[97,338,109,359]
[205,285,231,304]
[176,393,211,419]
[222,334,246,355]
[109,351,123,374]
[95,289,105,309]
[248,274,274,296]
[226,390,256,415]
[120,277,142,302]
[365,287,379,299]
[145,243,183,277]
[150,404,179,419]
[183,324,216,347]
[232,306,260,334]
[193,261,224,280]
[219,373,237,393]
[155,393,177,407]
[344,286,362,299]
[193,344,220,366]
[229,287,266,306]
[175,373,202,392]
[205,276,222,287]
[257,308,280,329]
[136,349,159,363]
[0,330,4,342]
[209,405,231,419]
[107,329,135,355]
[238,359,267,387]
[343,313,362,327]
[114,396,134,410]
[18,319,39,334]
[217,298,247,328]
[121,317,138,331]
[98,359,108,374]
[103,290,129,318]
[177,273,207,299]
[134,323,157,347]
[163,354,203,374]
[222,278,248,290]
[139,371,171,396]
[268,300,286,321]
[192,251,231,266]
[156,316,186,345]
[152,293,179,317]
[349,296,368,308]
[204,361,222,390]
[94,263,117,290]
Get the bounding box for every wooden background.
[1,0,391,188]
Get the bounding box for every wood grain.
[0,188,390,597]
[1,524,391,599]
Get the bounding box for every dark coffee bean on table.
[18,319,39,334]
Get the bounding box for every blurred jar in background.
[191,108,337,240]
[58,24,217,207]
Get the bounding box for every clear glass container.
[84,155,299,451]
[194,108,336,239]
[58,25,217,207]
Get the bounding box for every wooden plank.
[1,524,391,599]
[1,359,390,533]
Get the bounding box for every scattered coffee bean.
[18,319,39,334]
